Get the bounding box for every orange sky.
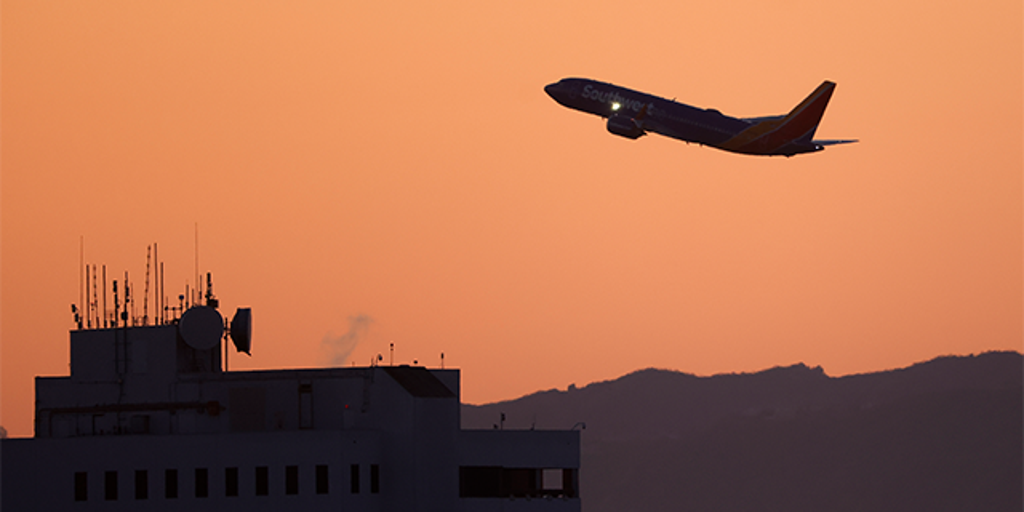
[2,0,1021,437]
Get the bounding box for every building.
[2,301,580,511]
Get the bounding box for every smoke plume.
[321,314,373,366]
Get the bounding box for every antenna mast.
[160,261,165,325]
[85,264,91,329]
[124,271,131,326]
[93,265,100,328]
[194,222,199,307]
[113,280,119,328]
[79,236,84,326]
[155,243,161,324]
[101,265,106,328]
[144,243,151,323]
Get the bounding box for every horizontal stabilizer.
[813,139,859,146]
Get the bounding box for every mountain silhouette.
[462,352,1022,512]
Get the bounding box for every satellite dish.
[179,306,224,350]
[230,307,252,355]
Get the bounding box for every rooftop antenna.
[441,352,444,369]
[390,342,394,366]
[159,260,165,325]
[101,266,106,328]
[205,272,218,308]
[93,265,100,328]
[132,280,138,326]
[85,264,91,329]
[228,307,252,355]
[143,245,151,326]
[155,244,160,325]
[179,304,223,351]
[194,222,199,308]
[224,320,229,372]
[79,236,84,327]
[124,271,131,326]
[112,280,120,328]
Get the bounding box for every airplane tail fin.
[718,80,854,155]
[779,81,835,142]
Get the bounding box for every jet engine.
[606,114,645,139]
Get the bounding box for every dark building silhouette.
[3,302,580,511]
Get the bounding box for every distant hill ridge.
[462,351,1022,441]
[463,351,1022,511]
[466,352,1024,512]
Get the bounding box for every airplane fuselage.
[544,78,848,156]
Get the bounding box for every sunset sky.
[2,1,1021,437]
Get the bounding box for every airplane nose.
[545,80,575,105]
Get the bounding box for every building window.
[195,468,209,498]
[165,469,178,499]
[459,466,501,498]
[370,464,380,494]
[104,471,118,501]
[503,468,535,497]
[74,472,88,501]
[299,382,313,429]
[135,470,148,500]
[561,468,577,498]
[255,466,269,496]
[225,467,239,497]
[285,465,299,495]
[350,464,360,494]
[316,465,329,495]
[458,466,577,499]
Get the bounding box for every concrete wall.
[460,430,579,469]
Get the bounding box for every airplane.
[544,78,857,156]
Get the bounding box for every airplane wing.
[812,139,859,146]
